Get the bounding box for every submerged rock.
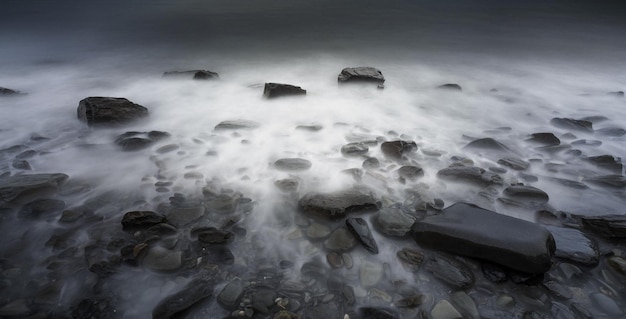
[114,131,170,151]
[526,132,561,147]
[502,185,549,207]
[583,174,626,188]
[324,227,357,252]
[579,214,626,238]
[77,97,148,126]
[153,276,217,319]
[0,87,23,96]
[214,120,260,130]
[263,83,306,98]
[550,118,593,132]
[0,173,68,202]
[412,202,556,273]
[463,138,512,154]
[546,226,598,266]
[337,67,385,86]
[497,157,530,171]
[437,166,503,186]
[217,278,245,310]
[584,155,623,174]
[298,189,380,219]
[273,158,312,171]
[374,205,416,237]
[437,83,462,91]
[595,127,626,137]
[162,69,219,80]
[18,198,65,219]
[341,142,369,157]
[381,140,417,160]
[346,217,378,254]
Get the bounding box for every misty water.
[1,1,625,318]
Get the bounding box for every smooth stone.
[550,118,593,132]
[498,157,530,171]
[326,252,344,268]
[546,177,588,189]
[437,166,503,186]
[362,157,380,169]
[451,291,479,319]
[437,83,462,91]
[545,226,598,266]
[263,83,306,98]
[346,217,378,254]
[296,124,323,131]
[431,300,463,319]
[0,87,23,96]
[217,278,245,310]
[167,206,205,227]
[425,254,475,289]
[380,140,417,160]
[275,179,299,192]
[114,131,170,151]
[502,185,549,207]
[583,174,626,188]
[214,120,260,130]
[0,173,68,202]
[323,227,356,252]
[274,310,301,319]
[584,155,623,173]
[306,222,331,239]
[496,295,515,308]
[373,205,416,237]
[11,159,31,170]
[156,144,179,154]
[77,97,148,126]
[163,69,219,80]
[412,202,556,273]
[526,133,561,146]
[298,189,380,219]
[337,67,385,84]
[607,256,626,276]
[396,165,424,181]
[152,276,217,319]
[359,306,397,319]
[341,142,369,157]
[359,261,383,287]
[142,247,182,271]
[121,211,167,231]
[596,127,626,137]
[571,139,602,146]
[397,247,424,272]
[395,295,425,308]
[580,214,626,238]
[542,281,573,299]
[18,198,65,219]
[463,138,512,154]
[590,293,623,317]
[273,158,312,171]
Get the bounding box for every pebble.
[431,300,463,319]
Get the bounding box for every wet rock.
[396,165,424,182]
[463,138,513,155]
[425,254,475,289]
[12,159,32,170]
[571,139,601,146]
[584,155,623,174]
[596,127,626,137]
[142,246,182,271]
[346,217,378,254]
[156,144,179,154]
[18,198,65,219]
[373,205,416,237]
[298,189,380,219]
[546,177,588,189]
[121,211,167,231]
[397,247,424,272]
[358,307,398,319]
[273,158,312,171]
[77,97,148,126]
[214,120,260,130]
[550,118,593,132]
[579,214,626,238]
[296,124,323,131]
[451,291,479,319]
[436,166,503,186]
[542,281,573,299]
[607,91,624,97]
[196,227,235,245]
[218,278,245,310]
[85,245,121,277]
[607,256,626,276]
[263,83,306,98]
[167,206,204,227]
[526,133,561,147]
[73,298,117,319]
[380,140,417,160]
[436,83,462,91]
[546,226,598,266]
[583,174,626,188]
[498,158,530,171]
[395,295,425,308]
[359,261,384,287]
[326,252,344,268]
[590,293,623,318]
[114,131,170,151]
[431,300,463,319]
[153,276,217,319]
[337,67,385,86]
[324,227,356,252]
[163,69,219,80]
[306,222,331,239]
[481,262,508,283]
[274,310,301,319]
[412,202,556,273]
[0,299,29,317]
[341,142,369,157]
[0,87,23,96]
[502,185,549,207]
[0,173,68,202]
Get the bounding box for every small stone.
[217,278,245,310]
[498,157,530,171]
[496,295,515,308]
[273,158,312,171]
[451,291,479,319]
[324,227,356,252]
[214,120,260,130]
[346,217,378,254]
[550,118,593,132]
[327,252,344,268]
[607,256,626,276]
[431,300,463,319]
[397,248,424,272]
[425,255,475,290]
[396,165,424,181]
[363,157,380,169]
[543,281,573,299]
[341,142,369,157]
[373,205,416,237]
[359,261,383,287]
[395,295,424,308]
[306,222,331,239]
[142,247,182,271]
[121,211,166,231]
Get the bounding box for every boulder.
[437,83,462,91]
[381,140,417,160]
[0,173,68,202]
[436,166,503,186]
[298,189,380,219]
[162,70,219,80]
[550,118,593,132]
[263,83,306,98]
[411,202,556,273]
[337,67,385,86]
[77,97,148,126]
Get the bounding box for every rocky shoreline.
[0,67,625,319]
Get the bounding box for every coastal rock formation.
[77,97,148,126]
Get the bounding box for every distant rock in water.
[595,127,626,137]
[0,173,69,202]
[607,91,624,97]
[338,67,385,88]
[214,120,260,130]
[114,131,170,151]
[263,83,306,98]
[526,132,561,147]
[550,118,593,132]
[273,158,312,171]
[162,70,219,80]
[381,140,417,160]
[412,202,556,273]
[0,87,24,96]
[436,83,462,91]
[298,189,380,219]
[77,97,148,127]
[463,138,512,154]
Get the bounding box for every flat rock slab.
[437,166,503,186]
[298,189,380,219]
[338,67,385,84]
[550,118,593,132]
[411,202,556,273]
[546,226,599,266]
[273,158,312,171]
[579,214,626,239]
[77,97,148,126]
[0,173,69,202]
[263,83,306,98]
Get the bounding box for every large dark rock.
[526,133,561,147]
[153,276,217,319]
[337,67,385,86]
[273,158,312,171]
[584,155,623,174]
[0,173,68,202]
[0,87,23,96]
[411,202,556,273]
[546,226,599,266]
[121,211,167,231]
[263,83,306,98]
[436,166,503,186]
[163,70,219,80]
[346,217,378,254]
[550,118,593,132]
[298,189,380,219]
[77,97,148,126]
[380,140,417,160]
[579,214,626,239]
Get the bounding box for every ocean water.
[1,0,625,318]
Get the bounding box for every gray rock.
[11,159,31,170]
[359,261,384,287]
[298,189,380,219]
[263,83,306,98]
[338,67,385,85]
[196,227,235,245]
[502,185,549,207]
[275,178,299,192]
[526,133,561,147]
[217,278,245,310]
[431,300,463,319]
[324,227,356,252]
[295,124,323,131]
[114,131,170,151]
[425,254,475,289]
[437,166,503,186]
[214,120,260,130]
[163,69,219,80]
[18,198,65,219]
[481,262,507,283]
[412,202,556,273]
[121,211,167,231]
[0,87,23,96]
[273,158,312,171]
[305,222,331,239]
[437,83,462,91]
[346,217,378,254]
[451,291,479,319]
[571,139,602,146]
[542,281,573,299]
[397,247,424,272]
[579,214,626,238]
[498,158,530,171]
[590,293,623,317]
[77,97,148,126]
[341,142,369,157]
[143,247,182,271]
[358,307,398,319]
[463,138,512,154]
[0,173,68,202]
[381,140,417,160]
[373,206,416,237]
[546,226,598,266]
[167,206,205,227]
[153,276,217,319]
[596,127,626,137]
[362,157,380,169]
[396,165,424,181]
[550,118,593,132]
[583,174,626,188]
[607,256,626,275]
[584,155,623,174]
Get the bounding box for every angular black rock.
[153,276,217,319]
[77,97,148,126]
[380,140,417,160]
[550,118,593,132]
[121,211,167,231]
[412,202,556,273]
[163,70,219,80]
[346,217,378,254]
[437,83,462,91]
[0,173,68,202]
[425,254,475,289]
[273,158,312,171]
[436,166,503,186]
[298,189,380,219]
[579,215,626,239]
[263,83,306,98]
[337,67,385,85]
[526,133,561,147]
[546,226,599,266]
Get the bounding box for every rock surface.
[77,97,148,126]
[380,140,417,160]
[437,83,462,91]
[412,202,556,273]
[273,158,312,171]
[550,118,593,132]
[0,87,23,95]
[346,217,378,254]
[152,276,217,319]
[337,67,385,85]
[0,173,68,202]
[263,83,306,98]
[163,69,219,80]
[546,226,599,266]
[214,120,260,130]
[579,214,626,238]
[437,166,503,186]
[298,189,380,219]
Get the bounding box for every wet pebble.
[360,261,383,287]
[425,255,475,290]
[341,142,369,156]
[373,205,416,237]
[431,300,463,319]
[324,227,356,252]
[142,246,182,271]
[273,158,312,171]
